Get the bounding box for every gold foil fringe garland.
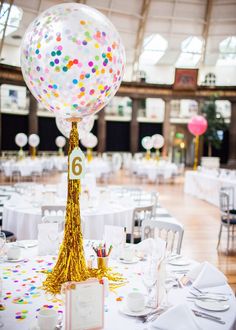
[43,121,123,295]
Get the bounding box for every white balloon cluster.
[141,134,165,151]
[15,133,28,148]
[56,116,95,140]
[55,136,66,148]
[28,134,40,147]
[81,133,98,149]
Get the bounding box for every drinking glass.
[142,257,158,307]
[0,233,6,263]
[161,278,175,309]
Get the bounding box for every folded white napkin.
[135,238,166,259]
[188,261,227,289]
[152,304,200,330]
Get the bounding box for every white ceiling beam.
[132,0,152,78]
[149,14,206,24]
[201,0,213,65]
[0,0,14,61]
[89,5,142,19]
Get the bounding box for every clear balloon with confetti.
[21,3,125,119]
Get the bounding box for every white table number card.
[69,147,85,180]
[64,279,104,330]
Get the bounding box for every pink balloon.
[188,115,208,136]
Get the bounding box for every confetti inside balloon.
[56,116,94,140]
[20,3,125,119]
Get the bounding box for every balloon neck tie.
[145,150,151,160]
[87,148,93,162]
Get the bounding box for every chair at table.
[129,205,154,244]
[141,219,184,254]
[0,195,16,242]
[220,186,236,214]
[41,205,66,217]
[42,215,65,232]
[217,191,236,254]
[134,191,158,216]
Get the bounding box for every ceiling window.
[0,3,23,39]
[217,36,236,66]
[176,36,203,68]
[140,34,168,65]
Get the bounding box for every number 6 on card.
[69,148,85,180]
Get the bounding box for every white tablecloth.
[1,242,235,330]
[131,160,178,182]
[184,171,236,207]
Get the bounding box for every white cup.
[123,246,134,261]
[127,292,145,312]
[37,309,58,330]
[7,246,21,260]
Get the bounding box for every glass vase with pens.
[93,244,113,269]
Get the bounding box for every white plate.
[168,258,190,266]
[119,304,152,317]
[195,299,230,312]
[119,257,139,264]
[16,240,38,248]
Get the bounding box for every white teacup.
[7,246,21,260]
[123,246,134,262]
[37,309,58,330]
[127,292,145,312]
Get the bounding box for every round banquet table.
[131,160,178,182]
[2,188,139,240]
[0,241,235,330]
[184,170,236,207]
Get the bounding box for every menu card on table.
[64,279,104,330]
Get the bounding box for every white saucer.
[6,258,24,263]
[16,240,38,248]
[168,258,190,266]
[195,299,230,312]
[119,304,152,317]
[119,257,139,264]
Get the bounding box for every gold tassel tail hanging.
[43,121,90,294]
[43,121,124,295]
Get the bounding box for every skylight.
[0,3,23,39]
[140,34,168,65]
[176,36,203,68]
[217,36,236,66]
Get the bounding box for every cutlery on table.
[192,287,232,296]
[187,296,228,302]
[192,309,225,324]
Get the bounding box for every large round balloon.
[21,3,125,119]
[56,116,94,140]
[29,134,40,147]
[188,115,208,136]
[152,134,164,149]
[15,133,28,148]
[81,133,98,149]
[141,136,153,150]
[55,136,66,148]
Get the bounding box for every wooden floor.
[109,170,236,293]
[1,170,236,292]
